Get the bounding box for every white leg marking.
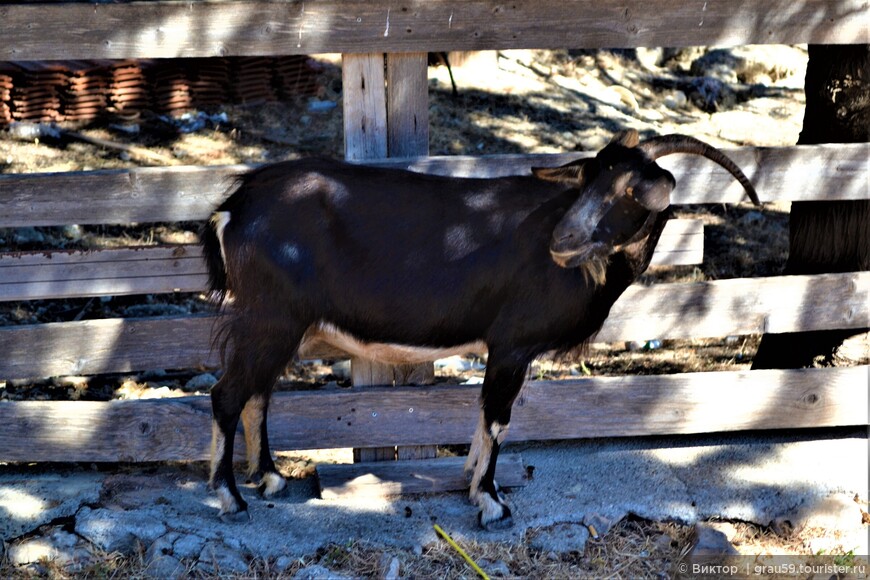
[465,413,490,496]
[466,413,508,502]
[241,395,265,477]
[477,492,507,526]
[215,485,241,516]
[260,472,287,497]
[490,421,510,445]
[209,420,225,486]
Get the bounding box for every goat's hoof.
[219,509,251,524]
[257,472,287,498]
[478,509,514,531]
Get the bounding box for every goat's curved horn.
[638,135,761,206]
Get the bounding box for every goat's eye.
[625,187,634,198]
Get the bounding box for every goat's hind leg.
[209,368,251,522]
[465,358,527,531]
[209,323,303,520]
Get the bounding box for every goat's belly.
[299,322,487,365]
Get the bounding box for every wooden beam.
[1,366,866,462]
[0,316,221,379]
[370,143,870,205]
[1,144,867,227]
[652,218,703,267]
[317,454,528,500]
[593,271,870,343]
[0,164,244,228]
[343,51,438,463]
[0,272,865,380]
[342,51,394,465]
[0,245,207,301]
[386,52,429,158]
[0,0,865,61]
[342,54,388,161]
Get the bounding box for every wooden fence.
[0,1,868,486]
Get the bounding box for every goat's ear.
[531,160,589,184]
[634,170,676,212]
[609,129,640,148]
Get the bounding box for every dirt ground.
[2,47,868,577]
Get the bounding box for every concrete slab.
[0,470,103,539]
[1,431,867,562]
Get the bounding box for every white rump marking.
[210,211,231,265]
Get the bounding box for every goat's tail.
[201,211,230,304]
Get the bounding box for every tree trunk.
[752,45,869,369]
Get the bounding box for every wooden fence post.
[342,52,436,463]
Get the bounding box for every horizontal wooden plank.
[0,220,704,301]
[1,144,866,227]
[0,245,207,301]
[0,315,221,379]
[0,272,865,380]
[373,143,870,205]
[0,165,245,228]
[595,271,870,343]
[0,0,865,61]
[1,366,866,462]
[317,454,528,500]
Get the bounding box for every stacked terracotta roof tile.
[189,58,231,107]
[0,65,13,126]
[231,57,277,104]
[151,61,195,114]
[0,57,324,128]
[108,60,152,119]
[11,61,67,122]
[275,56,322,100]
[62,61,110,122]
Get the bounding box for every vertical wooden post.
[342,54,388,161]
[342,52,435,464]
[386,52,429,158]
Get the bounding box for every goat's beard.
[578,255,608,286]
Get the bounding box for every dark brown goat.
[201,130,759,529]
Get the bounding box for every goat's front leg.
[465,359,527,530]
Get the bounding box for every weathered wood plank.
[344,51,437,463]
[594,271,870,343]
[0,245,207,301]
[0,164,244,228]
[1,366,866,462]
[0,316,221,379]
[1,144,866,227]
[374,143,870,205]
[317,454,528,500]
[386,52,429,158]
[0,0,865,61]
[0,219,704,302]
[0,272,865,380]
[343,54,388,161]
[651,218,703,267]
